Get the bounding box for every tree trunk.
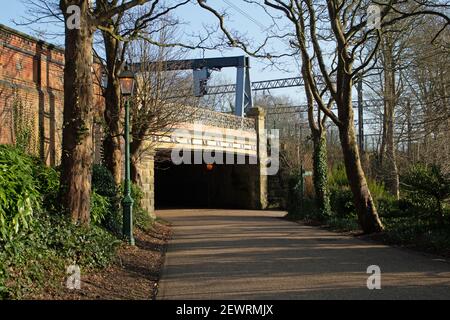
[333,47,384,234]
[381,37,400,199]
[301,58,331,219]
[101,25,123,186]
[312,130,331,218]
[130,137,144,184]
[102,68,122,186]
[59,1,94,225]
[339,120,384,233]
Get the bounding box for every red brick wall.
[0,24,104,166]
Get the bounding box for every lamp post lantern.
[119,65,135,246]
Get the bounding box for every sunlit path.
[157,209,450,300]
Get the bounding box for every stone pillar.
[134,149,155,219]
[247,107,268,209]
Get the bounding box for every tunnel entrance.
[154,150,260,209]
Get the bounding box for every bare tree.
[96,0,192,185]
[126,28,199,184]
[197,0,449,233]
[398,16,450,171]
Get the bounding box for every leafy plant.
[401,164,450,223]
[328,164,393,218]
[31,160,60,212]
[0,147,122,299]
[92,164,121,233]
[90,191,109,225]
[0,145,41,240]
[0,212,121,299]
[330,187,355,218]
[328,164,348,189]
[92,164,117,198]
[287,170,303,215]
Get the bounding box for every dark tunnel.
[154,150,260,209]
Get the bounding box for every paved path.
[156,209,450,300]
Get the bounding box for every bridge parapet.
[148,106,258,155]
[179,106,256,131]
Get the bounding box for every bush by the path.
[286,161,450,256]
[0,146,121,299]
[92,164,154,234]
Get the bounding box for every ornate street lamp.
[119,65,135,246]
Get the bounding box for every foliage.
[0,212,120,299]
[328,165,355,218]
[326,215,359,232]
[328,164,349,188]
[0,146,121,299]
[91,165,155,232]
[299,162,450,256]
[43,213,120,268]
[286,170,304,215]
[91,164,121,234]
[368,179,394,205]
[31,160,60,212]
[330,187,355,218]
[90,165,155,232]
[328,164,394,218]
[0,145,41,240]
[401,164,450,222]
[92,164,118,199]
[380,216,450,254]
[12,93,36,154]
[286,169,325,221]
[90,191,110,225]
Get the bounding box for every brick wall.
[0,24,104,166]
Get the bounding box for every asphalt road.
[156,209,450,300]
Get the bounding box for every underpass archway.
[154,150,263,209]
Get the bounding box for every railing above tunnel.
[178,106,256,132]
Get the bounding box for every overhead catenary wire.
[222,0,267,31]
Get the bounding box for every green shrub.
[31,160,60,212]
[326,214,359,231]
[0,147,121,299]
[380,216,450,253]
[44,214,120,268]
[0,212,121,299]
[0,145,41,240]
[328,164,348,188]
[92,164,117,198]
[376,197,400,218]
[90,191,109,225]
[368,179,394,206]
[330,187,355,218]
[287,170,302,215]
[92,164,121,233]
[129,182,144,203]
[131,183,154,230]
[329,164,393,218]
[401,164,450,223]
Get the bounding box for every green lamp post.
[119,65,135,246]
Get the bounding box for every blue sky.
[0,0,306,104]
